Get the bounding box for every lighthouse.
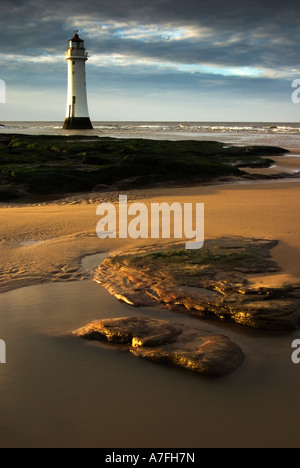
[63,32,93,130]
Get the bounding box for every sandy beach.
[1,173,300,294]
[1,153,300,448]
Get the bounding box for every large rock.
[94,237,300,330]
[73,317,245,377]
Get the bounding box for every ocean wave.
[2,122,300,139]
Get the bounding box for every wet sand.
[245,152,300,177]
[0,275,299,448]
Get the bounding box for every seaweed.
[0,134,288,202]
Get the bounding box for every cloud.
[1,0,300,120]
[89,52,264,79]
[1,0,300,71]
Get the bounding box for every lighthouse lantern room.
[63,32,93,130]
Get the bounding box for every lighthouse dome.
[68,32,85,50]
[70,33,84,43]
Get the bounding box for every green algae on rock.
[0,134,289,202]
[94,237,300,331]
[73,317,245,377]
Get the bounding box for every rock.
[73,317,245,377]
[94,237,300,330]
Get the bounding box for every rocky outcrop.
[94,237,300,330]
[73,317,245,377]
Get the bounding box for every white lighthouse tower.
[63,32,93,130]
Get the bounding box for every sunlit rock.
[73,317,245,377]
[94,237,300,330]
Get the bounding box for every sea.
[2,121,300,148]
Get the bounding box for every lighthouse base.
[63,117,93,130]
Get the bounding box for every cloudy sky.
[1,0,300,122]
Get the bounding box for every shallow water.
[0,254,300,448]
